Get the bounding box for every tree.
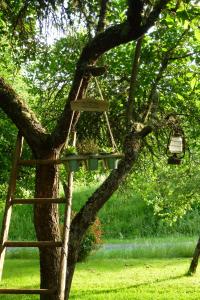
[0,1,199,299]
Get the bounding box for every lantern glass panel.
[169,136,183,154]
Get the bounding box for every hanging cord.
[65,78,83,148]
[94,77,118,152]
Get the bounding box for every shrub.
[60,213,102,262]
[78,217,102,262]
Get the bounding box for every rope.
[103,111,118,151]
[65,78,83,148]
[66,76,118,152]
[94,77,118,152]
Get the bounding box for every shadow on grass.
[70,274,185,299]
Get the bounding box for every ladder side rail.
[0,132,24,280]
[0,288,56,295]
[58,131,76,300]
[58,171,74,300]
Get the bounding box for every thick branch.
[65,126,152,296]
[50,0,171,148]
[0,77,47,152]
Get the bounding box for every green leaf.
[194,29,200,41]
[190,78,196,89]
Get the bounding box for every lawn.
[1,257,200,299]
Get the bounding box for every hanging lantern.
[167,132,184,165]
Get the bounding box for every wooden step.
[0,288,56,294]
[19,159,63,165]
[3,241,62,247]
[11,198,65,205]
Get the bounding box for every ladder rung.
[11,198,65,204]
[0,288,56,294]
[19,159,62,165]
[4,241,62,247]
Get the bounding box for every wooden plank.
[19,154,124,165]
[71,99,109,112]
[0,288,56,294]
[11,198,65,205]
[58,130,76,300]
[58,170,74,300]
[4,241,62,247]
[19,159,61,165]
[0,132,24,280]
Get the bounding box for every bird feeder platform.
[19,153,124,166]
[71,97,109,112]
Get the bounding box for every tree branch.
[142,29,191,124]
[142,0,171,31]
[142,58,168,124]
[50,0,171,149]
[0,77,47,152]
[169,52,197,60]
[96,0,109,34]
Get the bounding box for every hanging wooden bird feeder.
[71,76,109,112]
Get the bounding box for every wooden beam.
[59,169,74,300]
[0,288,56,294]
[0,132,24,280]
[19,154,124,165]
[11,198,65,205]
[4,241,62,247]
[58,131,76,300]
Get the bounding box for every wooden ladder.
[0,132,72,298]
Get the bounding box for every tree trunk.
[188,236,200,275]
[34,151,61,300]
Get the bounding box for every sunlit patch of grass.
[71,258,200,300]
[0,259,39,300]
[0,258,200,300]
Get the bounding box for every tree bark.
[0,78,47,152]
[188,236,200,275]
[34,151,61,300]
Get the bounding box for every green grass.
[97,236,198,259]
[0,259,39,300]
[0,257,200,299]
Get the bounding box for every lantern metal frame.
[167,129,185,165]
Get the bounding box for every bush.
[78,217,102,262]
[60,213,102,262]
